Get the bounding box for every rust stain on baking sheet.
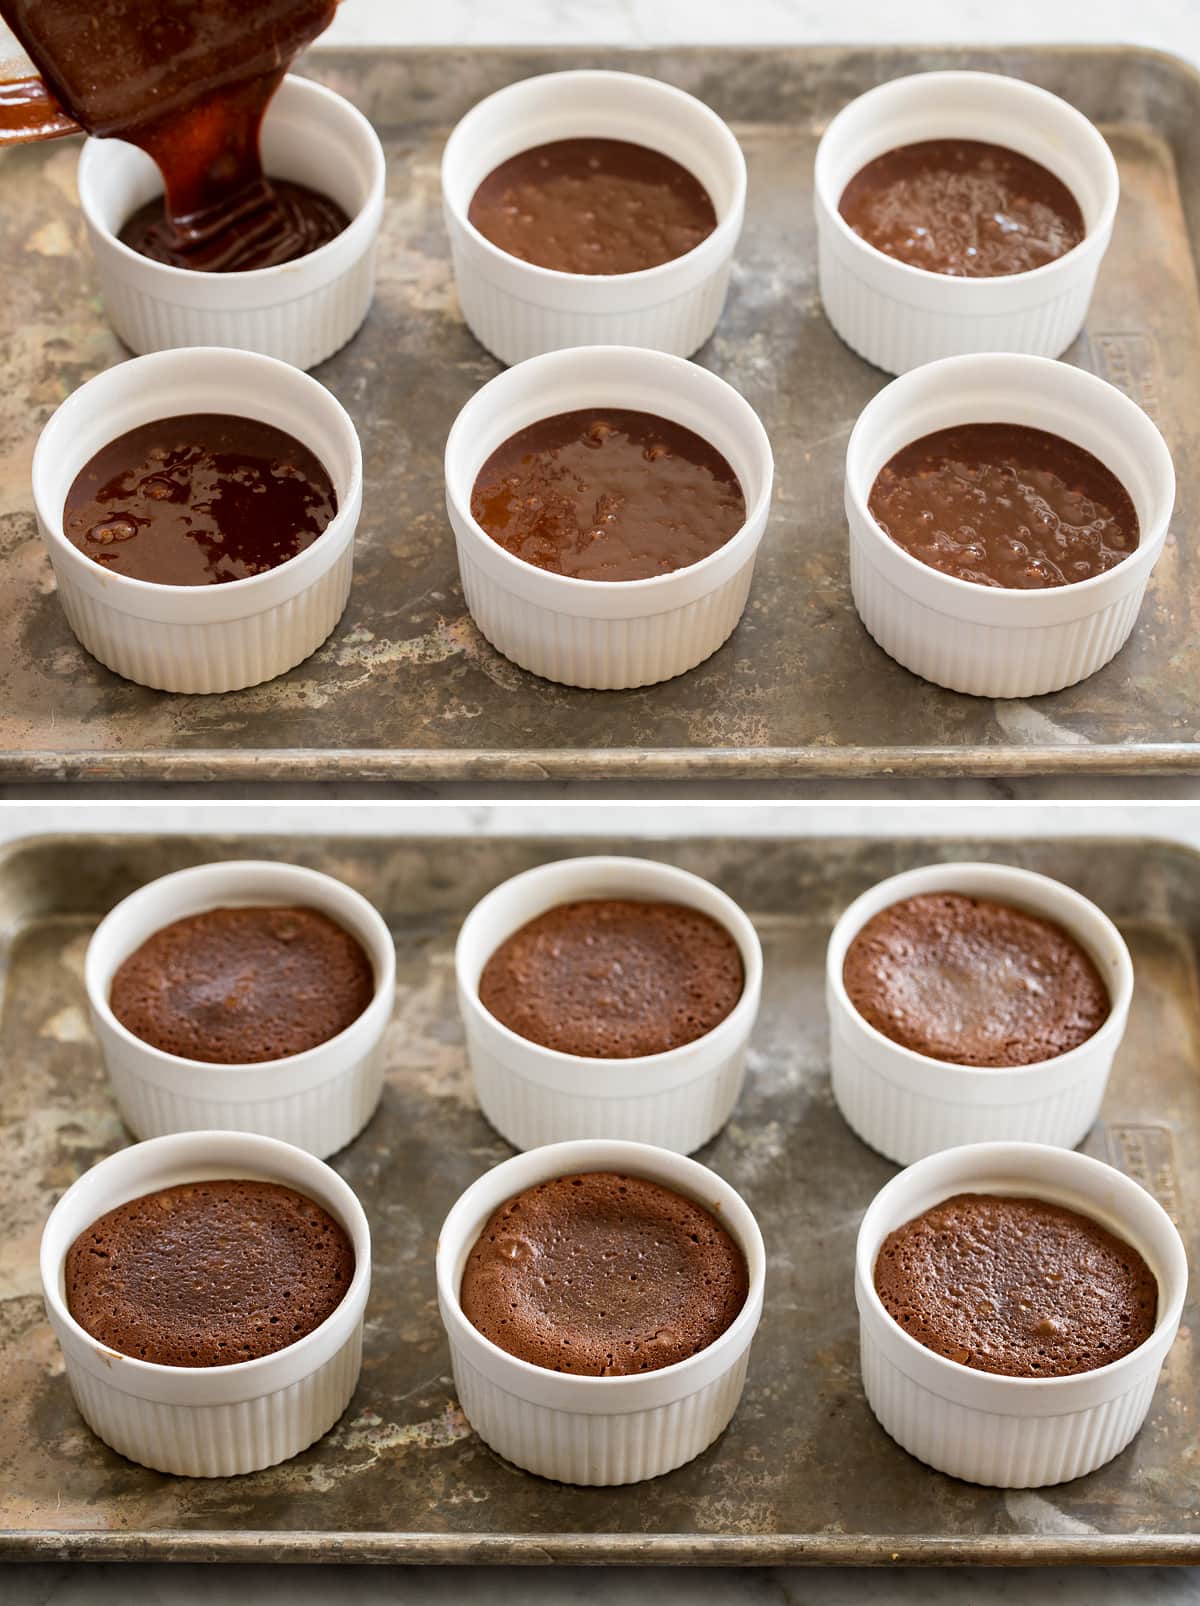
[0,47,1198,783]
[0,832,1198,1561]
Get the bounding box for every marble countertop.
[0,799,1195,847]
[5,798,1200,1601]
[8,1559,1200,1606]
[325,0,1200,62]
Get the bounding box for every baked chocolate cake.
[65,1179,355,1367]
[874,1192,1157,1377]
[478,898,744,1058]
[460,1171,748,1376]
[110,905,375,1063]
[843,891,1109,1066]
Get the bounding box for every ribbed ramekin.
[32,345,363,693]
[436,1137,765,1484]
[77,74,385,371]
[827,861,1133,1167]
[40,1130,371,1477]
[442,69,746,365]
[456,856,763,1153]
[844,351,1175,698]
[85,860,395,1158]
[856,1141,1187,1487]
[445,344,773,688]
[814,70,1119,375]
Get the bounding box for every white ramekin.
[456,856,763,1154]
[444,344,774,688]
[77,74,386,371]
[436,1137,765,1485]
[826,861,1133,1167]
[814,70,1119,374]
[40,1129,371,1477]
[441,69,746,365]
[84,860,396,1159]
[32,345,363,693]
[856,1141,1187,1487]
[844,351,1175,698]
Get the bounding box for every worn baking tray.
[0,828,1197,1564]
[0,44,1199,789]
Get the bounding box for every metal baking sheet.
[1,44,1199,788]
[1,829,1197,1564]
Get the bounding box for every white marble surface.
[6,1563,1200,1604]
[325,0,1200,63]
[0,798,1195,847]
[4,797,1200,1601]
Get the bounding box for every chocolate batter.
[471,409,746,582]
[843,891,1109,1066]
[875,1193,1157,1377]
[65,1179,355,1366]
[63,414,338,587]
[868,423,1139,590]
[469,137,717,275]
[110,906,375,1063]
[460,1171,748,1375]
[0,0,345,270]
[479,898,744,1057]
[119,181,349,274]
[839,139,1085,277]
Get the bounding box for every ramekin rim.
[854,1140,1188,1392]
[83,858,396,1077]
[436,1137,766,1394]
[40,1129,372,1382]
[76,73,387,286]
[814,69,1120,292]
[32,346,364,602]
[441,67,747,289]
[844,352,1175,608]
[826,860,1134,1080]
[454,853,764,1073]
[444,344,774,599]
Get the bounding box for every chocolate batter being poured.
[0,0,348,270]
